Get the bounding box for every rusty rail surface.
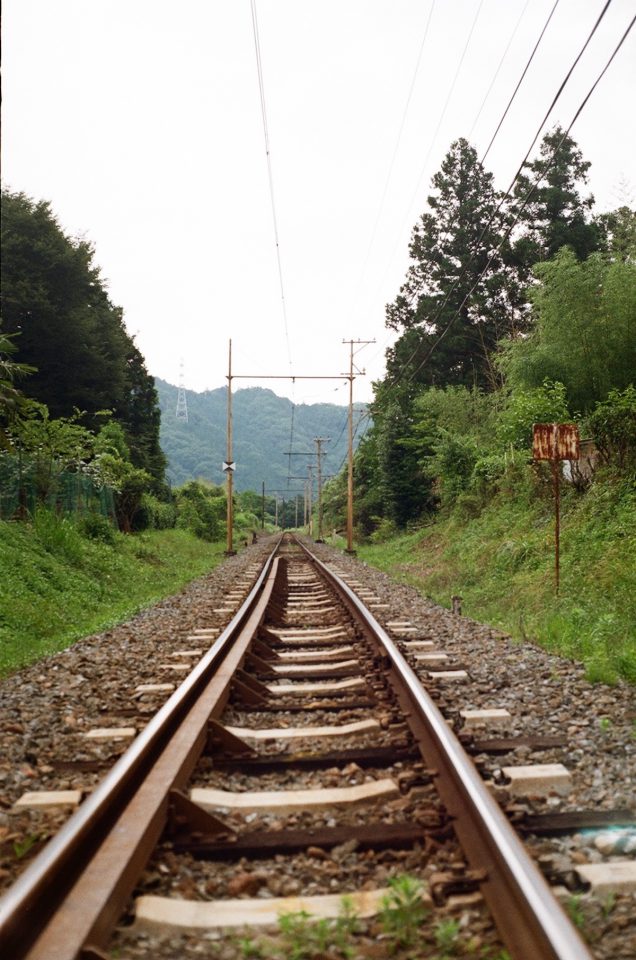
[296,538,590,960]
[0,540,282,960]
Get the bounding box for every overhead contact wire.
[362,0,486,321]
[250,0,293,371]
[350,0,437,317]
[480,0,561,164]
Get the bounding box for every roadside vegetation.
[322,129,635,684]
[355,471,635,685]
[0,191,271,675]
[0,513,229,675]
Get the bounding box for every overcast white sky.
[3,0,635,408]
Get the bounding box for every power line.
[394,0,619,389]
[468,0,534,142]
[349,0,437,318]
[249,0,293,370]
[404,6,634,388]
[362,0,486,317]
[500,0,615,198]
[480,0,561,165]
[362,0,560,389]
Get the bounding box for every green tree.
[1,190,165,485]
[119,340,167,485]
[498,249,636,414]
[510,126,600,272]
[407,386,498,509]
[9,403,95,501]
[0,331,36,443]
[385,138,518,392]
[1,191,127,421]
[596,206,636,262]
[175,480,226,541]
[96,454,153,533]
[588,386,636,472]
[345,431,384,537]
[497,380,570,449]
[372,391,433,528]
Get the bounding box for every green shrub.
[78,512,117,544]
[175,480,226,541]
[497,380,570,450]
[33,508,84,565]
[137,493,176,530]
[471,452,507,492]
[368,517,400,543]
[425,431,477,507]
[588,386,636,472]
[453,491,484,519]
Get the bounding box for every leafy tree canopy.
[1,189,165,484]
[385,138,520,392]
[511,125,600,270]
[498,248,636,414]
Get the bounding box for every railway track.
[0,534,631,959]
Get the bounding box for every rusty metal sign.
[533,423,580,461]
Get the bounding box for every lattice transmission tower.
[175,360,188,423]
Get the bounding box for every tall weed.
[33,508,84,565]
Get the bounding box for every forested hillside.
[156,378,367,493]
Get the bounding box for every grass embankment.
[356,477,636,684]
[0,512,227,676]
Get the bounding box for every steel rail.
[297,538,590,960]
[0,539,283,960]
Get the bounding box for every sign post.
[532,423,580,595]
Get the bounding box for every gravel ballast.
[1,535,634,958]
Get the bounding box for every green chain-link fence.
[0,454,116,522]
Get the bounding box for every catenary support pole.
[314,437,329,542]
[342,339,374,554]
[225,340,236,555]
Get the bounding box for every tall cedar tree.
[510,125,600,274]
[0,190,165,484]
[385,139,516,393]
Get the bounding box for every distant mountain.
[155,378,368,493]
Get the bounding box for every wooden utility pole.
[314,437,329,542]
[343,338,374,554]
[224,340,236,555]
[261,481,265,529]
[307,465,314,536]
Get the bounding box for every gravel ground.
[1,534,634,959]
[313,540,636,959]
